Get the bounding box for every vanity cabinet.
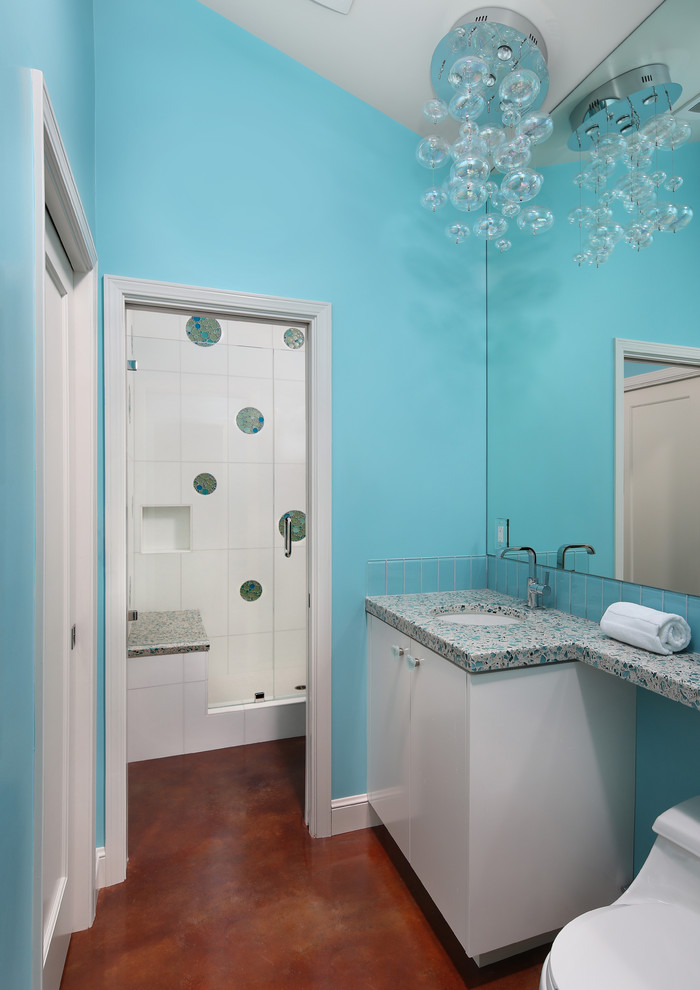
[367,614,636,965]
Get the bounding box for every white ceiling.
[198,0,664,136]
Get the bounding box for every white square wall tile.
[180,338,228,377]
[181,549,229,639]
[184,681,246,752]
[181,373,228,463]
[229,550,274,634]
[274,628,307,669]
[228,378,274,464]
[228,463,274,550]
[223,318,273,349]
[274,463,306,525]
[132,552,182,612]
[181,463,228,551]
[128,654,184,689]
[129,307,184,342]
[274,379,306,464]
[133,371,181,462]
[128,684,184,762]
[132,336,181,374]
[134,461,182,508]
[273,665,307,700]
[228,632,274,676]
[184,650,208,683]
[229,345,273,380]
[273,348,305,382]
[274,547,308,631]
[244,701,306,745]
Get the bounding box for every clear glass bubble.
[493,135,532,172]
[490,189,519,214]
[501,201,521,219]
[643,201,679,230]
[445,222,472,244]
[517,205,554,234]
[519,112,553,145]
[416,136,450,168]
[501,168,543,202]
[474,215,509,240]
[499,69,541,108]
[622,132,653,170]
[420,187,448,212]
[449,180,488,212]
[641,112,677,148]
[451,155,491,183]
[459,120,481,141]
[497,44,513,62]
[501,106,522,128]
[591,132,627,162]
[573,252,588,265]
[447,27,469,54]
[496,238,512,253]
[594,206,614,223]
[587,223,624,249]
[450,136,488,160]
[569,206,594,227]
[666,204,693,232]
[485,180,499,198]
[614,171,655,205]
[598,189,616,208]
[422,99,449,126]
[448,55,490,91]
[664,120,692,149]
[649,170,667,188]
[665,175,684,192]
[479,125,507,154]
[624,221,654,249]
[449,91,486,122]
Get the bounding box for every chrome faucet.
[497,546,549,609]
[557,544,596,570]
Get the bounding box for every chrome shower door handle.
[284,514,292,558]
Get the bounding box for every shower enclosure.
[127,304,308,709]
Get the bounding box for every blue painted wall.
[93,0,487,804]
[0,1,94,983]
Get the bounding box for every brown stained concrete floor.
[60,738,548,989]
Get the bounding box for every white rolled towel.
[600,602,691,655]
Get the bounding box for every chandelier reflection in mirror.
[416,7,554,253]
[568,64,693,266]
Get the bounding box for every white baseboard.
[330,794,379,835]
[95,846,106,891]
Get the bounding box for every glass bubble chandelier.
[416,7,555,253]
[568,64,693,266]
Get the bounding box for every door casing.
[103,276,333,886]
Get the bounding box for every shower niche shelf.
[141,505,191,553]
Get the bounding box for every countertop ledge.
[365,589,700,711]
[127,609,210,658]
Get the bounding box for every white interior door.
[41,214,75,988]
[624,372,700,595]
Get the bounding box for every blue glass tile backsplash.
[367,552,700,644]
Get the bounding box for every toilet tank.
[653,796,700,859]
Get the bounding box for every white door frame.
[103,276,333,885]
[32,70,98,986]
[614,337,700,579]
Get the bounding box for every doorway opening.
[104,277,332,889]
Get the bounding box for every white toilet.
[540,795,700,989]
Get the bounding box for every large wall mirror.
[487,0,700,595]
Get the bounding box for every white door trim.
[614,337,700,579]
[103,276,333,884]
[32,69,98,986]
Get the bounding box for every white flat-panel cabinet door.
[367,615,411,859]
[409,642,468,943]
[42,216,75,988]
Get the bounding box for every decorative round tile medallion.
[278,509,306,542]
[236,406,265,434]
[193,472,217,495]
[185,315,222,347]
[240,580,263,602]
[284,327,305,349]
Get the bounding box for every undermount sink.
[435,611,523,627]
